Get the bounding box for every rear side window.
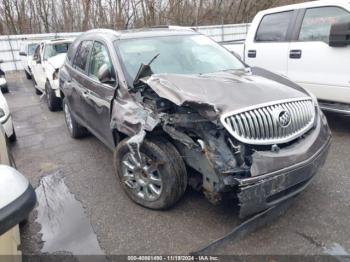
[73,40,93,72]
[255,11,293,42]
[299,7,350,42]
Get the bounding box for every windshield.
[28,43,38,56]
[43,42,71,60]
[115,35,245,87]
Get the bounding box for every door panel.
[288,42,350,103]
[68,40,93,124]
[84,82,115,147]
[68,68,91,124]
[84,41,116,147]
[245,42,290,76]
[32,44,45,90]
[245,11,294,77]
[287,6,350,104]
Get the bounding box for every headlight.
[0,108,5,118]
[53,69,59,80]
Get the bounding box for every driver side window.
[88,41,115,82]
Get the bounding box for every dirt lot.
[4,72,350,256]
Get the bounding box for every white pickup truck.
[224,0,350,114]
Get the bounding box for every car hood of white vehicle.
[47,53,67,70]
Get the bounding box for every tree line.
[0,0,310,35]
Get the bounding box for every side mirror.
[19,51,27,56]
[0,165,36,235]
[33,54,41,64]
[329,22,350,47]
[230,50,242,60]
[97,64,115,85]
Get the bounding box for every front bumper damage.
[110,71,331,219]
[236,112,331,218]
[237,137,330,218]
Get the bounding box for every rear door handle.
[248,50,256,58]
[290,50,302,59]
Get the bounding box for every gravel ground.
[3,72,350,257]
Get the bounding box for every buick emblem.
[278,109,291,128]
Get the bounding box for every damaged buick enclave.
[59,28,331,218]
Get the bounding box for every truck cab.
[227,0,350,113]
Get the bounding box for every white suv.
[31,38,74,111]
[19,42,39,80]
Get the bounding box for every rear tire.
[46,81,61,111]
[8,128,16,143]
[25,70,32,79]
[63,98,88,138]
[35,87,42,95]
[114,138,187,210]
[1,85,8,93]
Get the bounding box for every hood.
[47,53,67,69]
[142,68,309,119]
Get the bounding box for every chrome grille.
[221,98,315,145]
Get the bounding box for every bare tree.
[0,0,313,35]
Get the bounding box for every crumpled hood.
[47,53,67,69]
[142,68,309,119]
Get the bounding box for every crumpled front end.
[110,72,331,218]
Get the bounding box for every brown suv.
[59,28,331,218]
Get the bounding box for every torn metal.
[110,68,331,218]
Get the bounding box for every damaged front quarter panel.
[109,72,332,219]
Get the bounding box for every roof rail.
[85,28,120,35]
[150,25,196,31]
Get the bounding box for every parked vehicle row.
[23,38,74,111]
[224,0,350,114]
[0,60,8,93]
[0,60,16,142]
[0,124,36,256]
[58,28,331,218]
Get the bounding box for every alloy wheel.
[121,153,163,201]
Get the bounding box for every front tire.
[63,98,88,138]
[1,85,8,93]
[114,138,187,210]
[32,77,42,95]
[25,70,32,79]
[46,81,61,111]
[8,128,16,142]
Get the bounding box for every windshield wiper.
[133,53,160,87]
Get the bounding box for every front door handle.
[248,50,256,58]
[290,50,302,59]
